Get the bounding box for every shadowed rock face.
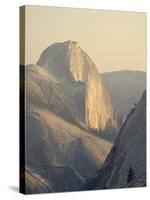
[25,107,112,193]
[85,91,146,190]
[24,168,52,194]
[37,40,116,131]
[25,64,78,126]
[23,63,112,193]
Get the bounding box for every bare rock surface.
[37,41,116,131]
[85,91,146,190]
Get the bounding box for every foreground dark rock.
[85,91,146,190]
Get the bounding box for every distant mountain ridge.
[101,70,146,118]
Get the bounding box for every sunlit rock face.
[37,40,116,131]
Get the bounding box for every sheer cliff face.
[37,41,115,131]
[85,70,114,130]
[85,91,146,190]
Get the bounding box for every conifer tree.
[127,166,135,183]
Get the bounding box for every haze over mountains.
[101,70,146,120]
[21,40,146,193]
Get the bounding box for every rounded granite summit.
[37,41,117,131]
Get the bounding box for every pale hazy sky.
[24,5,147,72]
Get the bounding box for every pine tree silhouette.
[127,166,135,183]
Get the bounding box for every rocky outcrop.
[85,91,146,190]
[25,107,112,192]
[37,40,116,131]
[25,64,77,126]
